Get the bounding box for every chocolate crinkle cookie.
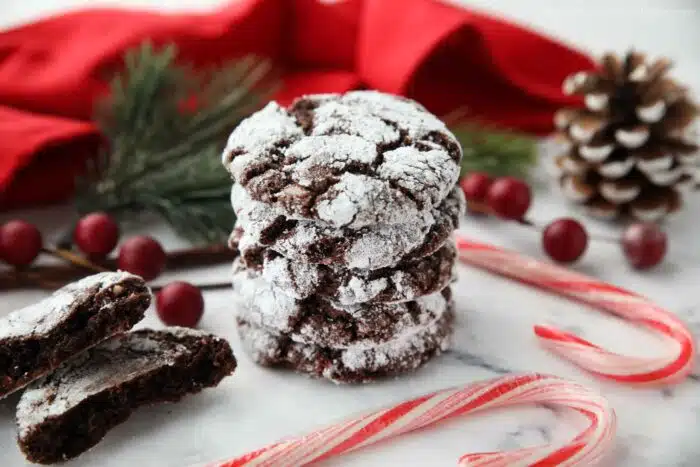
[222,91,462,229]
[232,261,453,348]
[237,302,455,384]
[0,271,150,399]
[233,234,456,305]
[230,182,464,270]
[16,328,236,465]
[223,91,463,383]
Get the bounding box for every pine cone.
[553,51,699,222]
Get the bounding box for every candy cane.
[202,374,615,467]
[455,235,696,385]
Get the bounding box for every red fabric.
[0,0,595,210]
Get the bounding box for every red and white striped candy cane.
[455,235,696,385]
[204,373,615,467]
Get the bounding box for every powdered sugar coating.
[340,310,451,372]
[315,172,422,228]
[238,240,456,305]
[311,100,399,144]
[232,262,452,348]
[286,135,377,188]
[378,143,458,206]
[0,271,142,340]
[236,303,454,384]
[297,290,451,349]
[335,276,389,304]
[231,183,464,270]
[263,255,322,299]
[222,91,462,229]
[16,327,220,437]
[222,102,303,181]
[231,263,303,333]
[341,91,449,140]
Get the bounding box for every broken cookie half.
[17,328,236,465]
[0,271,151,398]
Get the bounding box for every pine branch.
[74,41,535,246]
[450,123,538,180]
[74,42,276,245]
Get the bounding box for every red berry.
[0,220,42,266]
[486,177,532,220]
[542,218,588,263]
[156,282,204,328]
[117,236,166,281]
[460,172,493,202]
[622,223,667,270]
[74,212,120,257]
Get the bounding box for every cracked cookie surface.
[222,91,462,229]
[0,272,150,399]
[16,328,236,464]
[230,183,464,270]
[236,303,454,384]
[232,261,452,348]
[233,233,456,305]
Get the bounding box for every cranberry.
[117,236,166,281]
[460,172,493,202]
[156,282,204,328]
[0,220,42,266]
[542,218,588,263]
[622,223,667,270]
[74,212,120,257]
[486,177,532,220]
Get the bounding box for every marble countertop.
[1,1,700,466]
[1,163,699,467]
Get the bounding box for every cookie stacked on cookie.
[223,91,464,383]
[0,272,237,464]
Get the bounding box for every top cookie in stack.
[223,91,464,383]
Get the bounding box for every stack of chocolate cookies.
[223,91,464,383]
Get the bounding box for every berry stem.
[41,247,110,273]
[466,200,620,245]
[0,243,236,291]
[14,269,66,290]
[152,282,230,293]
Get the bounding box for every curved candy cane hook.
[204,374,616,467]
[455,235,696,385]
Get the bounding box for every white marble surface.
[1,1,700,466]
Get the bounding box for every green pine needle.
[451,123,538,180]
[74,43,276,245]
[75,41,537,246]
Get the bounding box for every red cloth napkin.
[0,0,595,210]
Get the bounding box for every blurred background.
[3,0,699,95]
